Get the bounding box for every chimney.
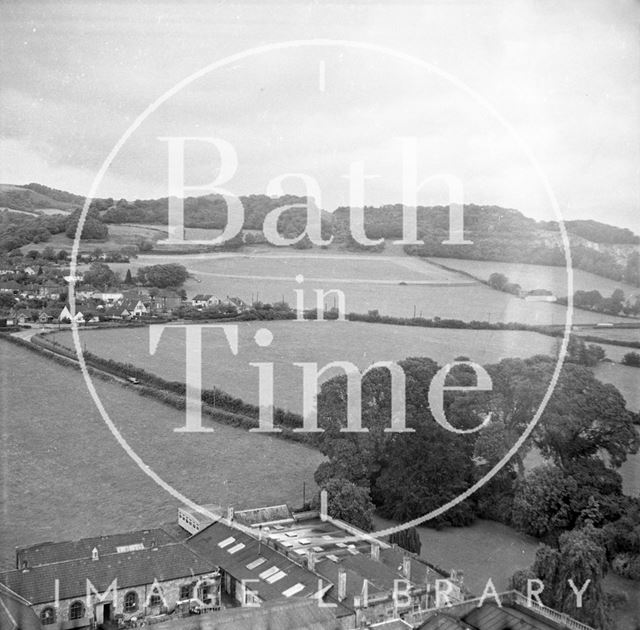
[92,547,99,561]
[21,560,29,572]
[338,568,347,602]
[307,552,316,571]
[320,490,328,521]
[370,543,380,561]
[227,506,234,521]
[402,555,411,580]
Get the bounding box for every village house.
[117,299,149,319]
[0,529,220,630]
[91,290,123,304]
[0,279,21,294]
[38,281,65,301]
[191,294,221,309]
[226,296,249,312]
[152,289,183,313]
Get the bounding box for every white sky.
[0,0,638,230]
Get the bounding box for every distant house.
[58,305,73,323]
[153,290,183,313]
[23,266,36,276]
[8,309,31,326]
[91,291,123,304]
[192,294,220,308]
[113,299,148,319]
[0,280,21,294]
[226,296,249,312]
[524,289,557,302]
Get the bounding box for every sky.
[0,0,638,231]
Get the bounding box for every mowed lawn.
[432,257,639,297]
[50,322,559,416]
[0,341,323,569]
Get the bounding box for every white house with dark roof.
[191,294,221,309]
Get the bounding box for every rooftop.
[1,542,216,605]
[185,521,343,609]
[150,597,339,630]
[16,528,176,568]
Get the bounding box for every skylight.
[265,570,287,584]
[259,566,280,580]
[227,543,246,554]
[218,537,235,548]
[246,558,267,570]
[116,543,144,553]
[282,583,305,597]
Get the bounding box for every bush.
[622,352,640,368]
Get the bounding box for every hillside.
[0,183,84,212]
[0,184,637,286]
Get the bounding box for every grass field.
[19,223,167,254]
[0,341,323,568]
[49,321,560,415]
[110,251,630,325]
[575,327,640,345]
[431,257,640,297]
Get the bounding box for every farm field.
[108,251,630,325]
[48,321,640,496]
[574,327,640,345]
[0,341,323,569]
[431,257,640,297]
[19,223,166,253]
[49,321,560,416]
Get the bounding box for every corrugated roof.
[0,543,216,605]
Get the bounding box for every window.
[149,593,162,607]
[179,584,192,600]
[124,591,138,613]
[40,608,56,625]
[69,601,85,620]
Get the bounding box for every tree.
[623,251,640,286]
[519,526,612,629]
[64,208,108,240]
[314,357,477,527]
[389,527,422,555]
[554,526,611,629]
[41,246,56,260]
[512,465,579,540]
[124,268,134,285]
[83,262,117,288]
[565,336,605,367]
[622,352,640,368]
[314,478,375,531]
[453,357,638,477]
[136,263,188,288]
[0,292,16,308]
[488,272,508,291]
